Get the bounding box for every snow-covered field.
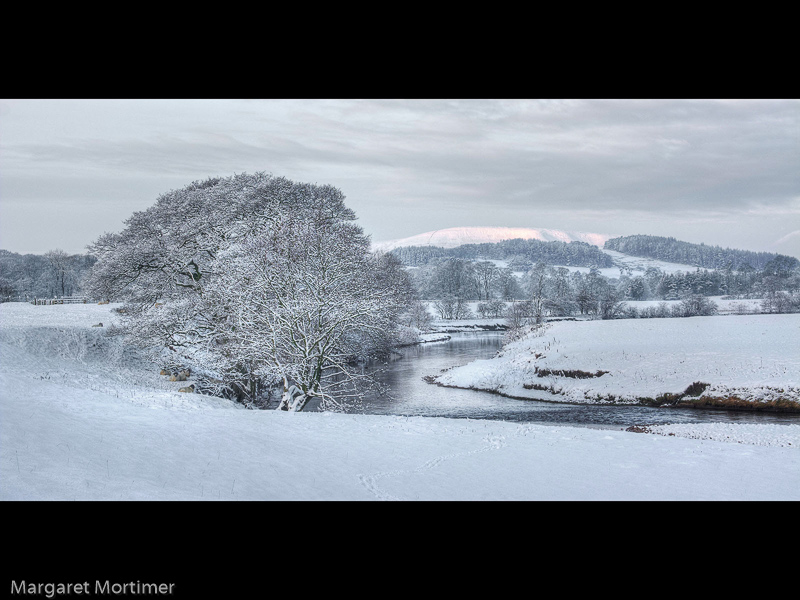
[436,314,800,406]
[2,302,799,500]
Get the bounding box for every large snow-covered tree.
[84,172,415,410]
[199,216,414,411]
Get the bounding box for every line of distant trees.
[610,264,800,300]
[0,249,97,302]
[410,256,800,301]
[391,238,615,269]
[407,256,800,322]
[604,234,798,272]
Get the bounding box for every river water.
[332,332,800,430]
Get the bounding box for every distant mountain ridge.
[372,226,614,252]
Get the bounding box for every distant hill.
[604,235,798,272]
[372,226,613,252]
[386,238,616,269]
[375,227,800,277]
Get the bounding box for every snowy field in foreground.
[435,314,800,405]
[2,302,799,501]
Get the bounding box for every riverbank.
[426,374,800,414]
[433,314,800,411]
[428,320,508,333]
[403,332,452,345]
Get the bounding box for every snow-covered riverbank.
[435,314,800,410]
[2,302,799,500]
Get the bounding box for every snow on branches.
[84,172,415,411]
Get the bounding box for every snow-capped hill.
[372,226,614,252]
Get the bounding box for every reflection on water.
[321,332,800,430]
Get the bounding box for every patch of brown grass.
[522,382,551,391]
[534,367,609,379]
[677,396,800,412]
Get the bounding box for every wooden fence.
[31,296,92,305]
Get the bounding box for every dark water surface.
[330,332,800,430]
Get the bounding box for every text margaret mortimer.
[10,581,176,597]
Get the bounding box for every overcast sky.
[1,98,798,257]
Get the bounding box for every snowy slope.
[2,302,799,501]
[601,248,701,275]
[557,251,712,278]
[372,226,614,252]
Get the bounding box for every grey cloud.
[1,99,798,255]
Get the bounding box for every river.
[327,331,800,430]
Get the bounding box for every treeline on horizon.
[407,255,800,306]
[396,234,800,319]
[2,233,798,304]
[0,249,96,301]
[390,238,616,269]
[603,234,798,271]
[390,234,798,273]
